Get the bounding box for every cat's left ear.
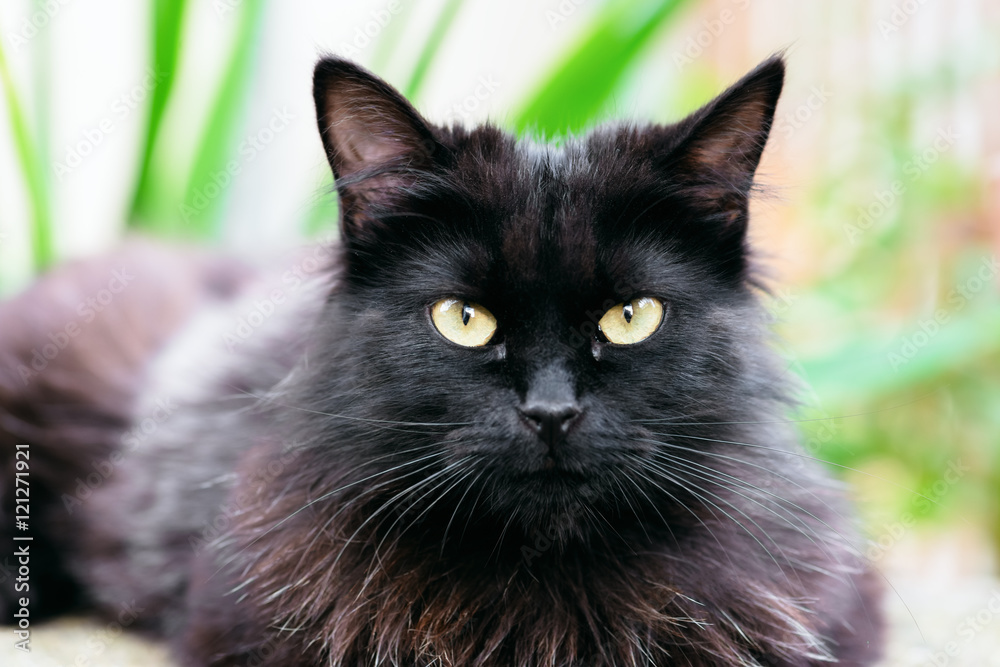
[659,55,785,226]
[313,57,443,237]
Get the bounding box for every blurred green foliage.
[128,0,188,230]
[1,0,997,556]
[512,0,692,136]
[788,58,998,554]
[0,21,53,270]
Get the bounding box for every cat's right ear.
[313,58,442,237]
[656,55,785,234]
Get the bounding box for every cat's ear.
[313,57,442,236]
[660,55,784,226]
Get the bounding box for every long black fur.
[0,56,883,665]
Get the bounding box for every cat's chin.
[483,467,604,529]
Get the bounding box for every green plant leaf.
[128,0,189,228]
[302,179,339,237]
[402,0,464,102]
[512,0,692,136]
[0,27,53,270]
[179,0,268,238]
[800,302,1000,405]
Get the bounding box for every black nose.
[518,401,582,452]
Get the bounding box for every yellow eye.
[430,299,498,347]
[597,297,664,345]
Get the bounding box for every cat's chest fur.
[207,466,847,666]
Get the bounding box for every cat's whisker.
[311,451,454,527]
[639,437,846,522]
[326,458,473,574]
[631,453,790,571]
[440,468,486,558]
[458,468,493,544]
[352,461,476,606]
[637,456,798,583]
[285,458,471,627]
[636,435,866,553]
[648,447,864,556]
[291,451,454,576]
[633,389,938,427]
[635,440,906,639]
[608,474,651,544]
[369,460,477,575]
[646,430,960,515]
[645,456,900,642]
[489,496,523,564]
[372,460,475,551]
[228,388,475,430]
[211,447,450,578]
[615,466,675,550]
[649,451,842,577]
[652,452,844,550]
[572,501,615,553]
[621,458,734,567]
[651,449,891,641]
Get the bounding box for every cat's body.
[0,56,883,665]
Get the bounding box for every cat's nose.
[518,401,582,452]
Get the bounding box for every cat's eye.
[430,299,498,347]
[597,297,664,345]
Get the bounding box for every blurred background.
[1,0,998,664]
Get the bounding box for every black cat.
[0,55,883,665]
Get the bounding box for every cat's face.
[307,58,786,537]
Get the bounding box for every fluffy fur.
[0,57,883,665]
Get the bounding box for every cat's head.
[305,56,787,541]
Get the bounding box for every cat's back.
[0,239,321,622]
